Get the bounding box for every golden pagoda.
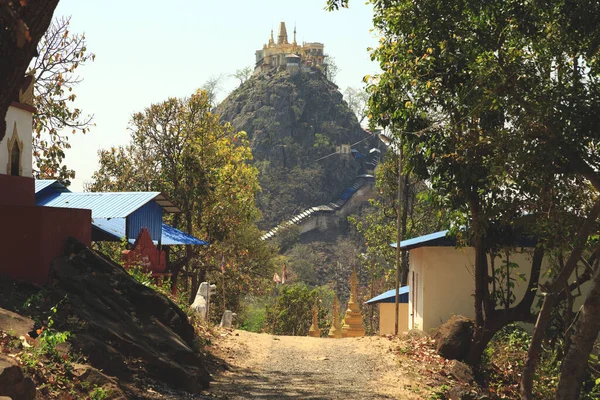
[308,299,321,337]
[328,294,342,339]
[254,22,326,74]
[341,266,366,337]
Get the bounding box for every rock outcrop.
[218,69,372,228]
[0,355,35,400]
[48,238,210,393]
[433,315,474,361]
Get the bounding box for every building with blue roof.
[388,229,561,333]
[35,180,207,247]
[365,286,409,335]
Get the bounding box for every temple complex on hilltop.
[254,22,326,74]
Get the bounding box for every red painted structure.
[0,175,91,284]
[121,227,167,275]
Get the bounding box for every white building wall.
[1,105,33,176]
[408,246,573,332]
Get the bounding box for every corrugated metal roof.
[161,224,208,246]
[38,192,181,218]
[365,286,409,304]
[35,180,58,193]
[35,179,71,198]
[92,218,208,246]
[391,228,536,250]
[391,230,454,250]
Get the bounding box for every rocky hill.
[217,69,371,229]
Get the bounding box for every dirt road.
[205,330,423,400]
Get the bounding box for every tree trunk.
[520,199,600,399]
[555,265,600,399]
[400,173,410,285]
[519,292,559,399]
[0,0,59,140]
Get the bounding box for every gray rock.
[217,69,370,229]
[445,360,474,383]
[48,238,211,393]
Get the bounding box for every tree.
[232,66,253,85]
[323,55,339,84]
[361,0,600,378]
[343,86,368,125]
[89,90,275,304]
[0,0,60,141]
[31,16,95,181]
[201,74,224,106]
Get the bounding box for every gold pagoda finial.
[277,21,288,45]
[293,24,297,46]
[268,28,275,47]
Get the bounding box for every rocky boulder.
[48,238,210,393]
[0,355,35,400]
[433,315,474,361]
[217,69,371,228]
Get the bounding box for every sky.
[51,0,380,191]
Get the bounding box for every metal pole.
[394,132,403,335]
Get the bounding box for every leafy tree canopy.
[31,16,95,182]
[89,89,276,305]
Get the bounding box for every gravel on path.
[206,330,420,400]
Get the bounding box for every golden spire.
[328,294,342,338]
[308,298,321,337]
[268,28,274,47]
[341,266,366,337]
[293,24,297,46]
[277,21,288,45]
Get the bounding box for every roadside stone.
[433,315,473,361]
[0,308,34,338]
[73,364,127,400]
[220,310,235,328]
[407,329,428,339]
[445,360,474,383]
[0,355,35,400]
[445,385,476,400]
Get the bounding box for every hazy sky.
[51,0,380,190]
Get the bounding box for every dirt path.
[205,330,423,400]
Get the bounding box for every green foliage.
[90,386,110,400]
[89,89,276,314]
[277,225,300,253]
[264,283,334,336]
[31,16,95,182]
[265,283,314,336]
[313,133,331,149]
[482,325,558,399]
[238,295,267,333]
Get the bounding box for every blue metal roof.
[35,180,71,199]
[35,179,59,193]
[92,218,208,246]
[37,192,173,218]
[161,223,208,246]
[391,230,455,250]
[391,228,536,250]
[365,286,410,304]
